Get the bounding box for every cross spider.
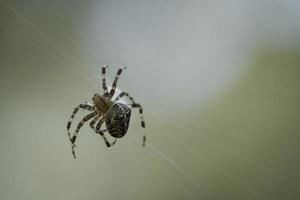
[67,65,146,158]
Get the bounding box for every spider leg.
[69,111,97,158]
[89,115,109,132]
[101,65,109,97]
[114,91,146,146]
[89,114,101,131]
[95,117,117,147]
[130,103,146,146]
[67,102,94,138]
[109,65,126,98]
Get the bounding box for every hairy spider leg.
[109,65,126,98]
[101,65,109,97]
[96,117,117,147]
[67,103,94,139]
[90,115,109,133]
[90,116,108,133]
[114,91,146,146]
[114,91,146,128]
[69,111,97,158]
[89,114,101,131]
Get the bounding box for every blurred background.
[0,0,299,199]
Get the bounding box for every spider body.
[92,94,112,114]
[67,65,146,158]
[106,103,131,138]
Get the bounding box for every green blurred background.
[0,0,299,199]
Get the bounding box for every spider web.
[0,1,217,199]
[0,1,299,200]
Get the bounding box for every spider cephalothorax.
[67,65,146,158]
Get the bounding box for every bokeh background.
[0,0,300,199]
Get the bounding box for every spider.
[67,65,146,158]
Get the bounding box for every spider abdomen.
[105,103,131,138]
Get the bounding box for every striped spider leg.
[109,65,126,98]
[89,114,117,147]
[101,65,109,97]
[114,91,146,146]
[95,116,117,147]
[67,102,94,140]
[69,111,98,158]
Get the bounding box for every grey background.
[0,0,300,199]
